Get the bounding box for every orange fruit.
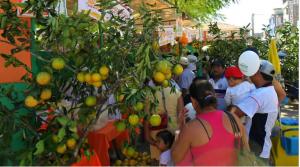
[36,72,51,86]
[128,114,139,126]
[40,89,52,100]
[153,72,165,83]
[51,58,65,70]
[149,114,161,127]
[85,96,97,107]
[24,96,38,108]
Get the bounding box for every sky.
[219,0,283,33]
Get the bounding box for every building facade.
[283,0,299,26]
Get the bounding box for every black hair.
[189,80,217,109]
[194,52,199,57]
[211,59,225,68]
[156,130,175,149]
[261,72,274,82]
[244,47,259,56]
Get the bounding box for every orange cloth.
[88,121,129,166]
[72,150,101,166]
[0,17,31,83]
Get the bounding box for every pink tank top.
[176,111,236,166]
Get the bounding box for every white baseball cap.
[187,55,197,63]
[259,60,275,77]
[179,57,189,65]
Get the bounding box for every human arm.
[224,89,232,107]
[177,96,185,129]
[143,98,157,146]
[230,96,259,118]
[273,80,286,102]
[171,124,191,163]
[181,88,188,98]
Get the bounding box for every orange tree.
[0,0,184,165]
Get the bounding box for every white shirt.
[178,68,195,89]
[160,149,173,166]
[209,76,228,110]
[237,86,279,158]
[185,103,197,120]
[225,81,256,106]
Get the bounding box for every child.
[156,130,175,166]
[224,66,256,108]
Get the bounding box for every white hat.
[259,60,275,77]
[187,55,197,63]
[179,57,189,66]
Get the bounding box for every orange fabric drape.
[0,0,32,83]
[87,121,129,166]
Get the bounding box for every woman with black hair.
[171,80,249,166]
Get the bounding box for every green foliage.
[276,22,299,82]
[167,0,236,21]
[200,22,298,83]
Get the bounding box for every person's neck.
[196,106,216,114]
[213,75,222,81]
[255,80,270,88]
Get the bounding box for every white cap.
[179,57,189,66]
[187,55,197,63]
[259,60,275,77]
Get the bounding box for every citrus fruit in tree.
[85,96,97,107]
[173,64,184,76]
[66,138,76,150]
[117,94,125,102]
[165,72,172,80]
[127,147,135,157]
[56,144,67,154]
[91,73,101,82]
[129,159,137,166]
[128,114,139,126]
[52,135,59,143]
[40,89,52,100]
[122,148,128,156]
[99,65,109,76]
[92,81,102,88]
[133,102,144,111]
[77,72,85,83]
[156,60,171,74]
[51,58,65,70]
[25,96,38,108]
[116,121,126,132]
[101,74,109,80]
[36,72,51,86]
[115,160,122,166]
[149,114,162,127]
[153,72,165,83]
[162,80,169,88]
[84,73,92,83]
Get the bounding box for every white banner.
[159,27,175,46]
[78,0,101,20]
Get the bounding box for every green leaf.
[10,130,26,152]
[57,128,66,142]
[15,108,30,117]
[68,121,77,133]
[56,116,68,126]
[33,140,44,155]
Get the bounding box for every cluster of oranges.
[113,148,151,166]
[152,60,183,87]
[25,57,66,108]
[76,65,109,88]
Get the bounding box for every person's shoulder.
[249,86,276,99]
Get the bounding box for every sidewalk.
[280,100,299,118]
